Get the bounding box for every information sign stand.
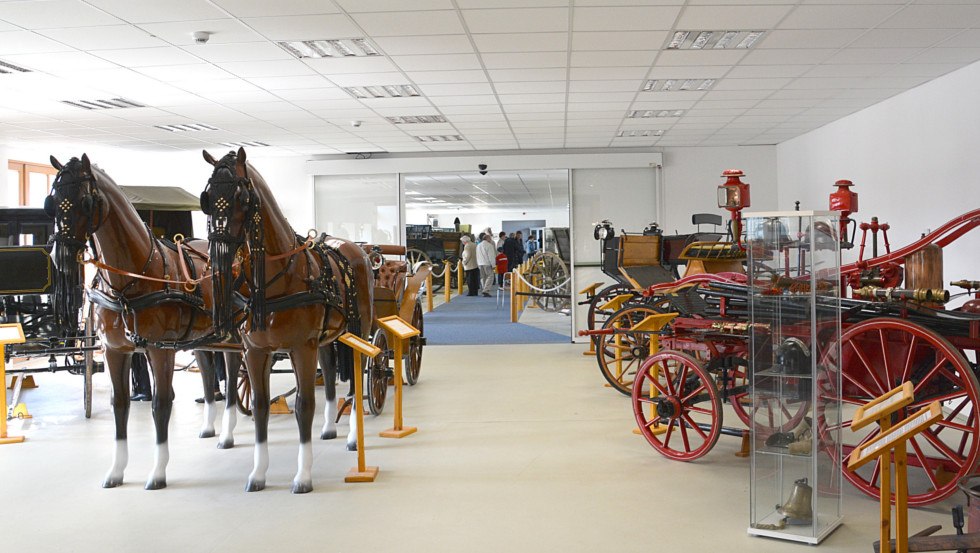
[339,332,381,483]
[377,316,420,439]
[0,323,27,445]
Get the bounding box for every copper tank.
[905,243,943,290]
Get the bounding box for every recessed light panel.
[627,110,684,118]
[155,123,219,132]
[344,85,420,99]
[278,38,381,59]
[61,98,145,110]
[415,135,464,142]
[220,141,270,148]
[666,30,765,50]
[617,130,664,138]
[385,115,448,124]
[642,79,715,92]
[0,60,31,74]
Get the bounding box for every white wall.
[662,145,778,235]
[777,60,980,293]
[405,207,569,234]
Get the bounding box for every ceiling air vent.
[642,79,715,92]
[385,115,447,124]
[627,110,684,118]
[155,123,219,132]
[0,60,31,74]
[415,135,464,142]
[667,31,765,50]
[61,98,145,110]
[617,130,664,138]
[344,85,419,99]
[220,141,269,148]
[278,38,380,59]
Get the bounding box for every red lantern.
[717,169,750,249]
[829,179,858,248]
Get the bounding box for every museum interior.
[2,1,980,552]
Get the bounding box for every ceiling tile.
[214,0,341,17]
[824,47,922,64]
[0,0,123,28]
[136,64,235,81]
[183,42,293,63]
[880,4,980,29]
[569,92,635,103]
[408,70,488,84]
[243,14,359,40]
[138,19,262,45]
[374,35,474,55]
[570,31,668,51]
[656,50,748,66]
[92,46,201,67]
[430,95,499,105]
[352,11,464,37]
[569,66,649,80]
[494,81,566,94]
[472,32,567,53]
[3,51,120,73]
[217,59,316,78]
[647,65,729,79]
[741,48,834,65]
[572,7,681,31]
[778,5,901,30]
[326,72,408,86]
[880,63,961,78]
[337,0,453,12]
[86,0,228,22]
[571,50,655,67]
[569,80,639,92]
[803,64,887,78]
[247,75,332,90]
[488,68,567,81]
[713,77,792,91]
[726,65,810,79]
[676,5,792,29]
[462,8,569,34]
[305,56,400,74]
[37,25,167,50]
[908,47,980,64]
[940,29,980,49]
[391,54,482,71]
[850,28,950,49]
[758,29,863,50]
[0,30,77,55]
[420,83,495,96]
[498,93,566,104]
[482,52,567,69]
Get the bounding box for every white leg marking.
[248,441,269,488]
[146,441,169,489]
[293,441,313,493]
[347,399,358,450]
[218,401,237,448]
[103,439,128,487]
[200,401,217,438]
[322,396,338,439]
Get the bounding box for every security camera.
[478,163,488,176]
[351,120,362,128]
[193,31,211,44]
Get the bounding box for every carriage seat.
[374,261,408,319]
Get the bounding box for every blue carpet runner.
[423,294,569,345]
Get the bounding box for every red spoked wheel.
[724,355,810,435]
[632,351,722,461]
[819,318,980,506]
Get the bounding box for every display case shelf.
[746,210,843,545]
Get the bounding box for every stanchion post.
[510,271,518,322]
[444,261,451,304]
[339,332,381,482]
[425,272,433,313]
[377,316,419,439]
[456,261,464,296]
[0,323,26,445]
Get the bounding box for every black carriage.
[405,224,462,290]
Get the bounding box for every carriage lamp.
[593,220,615,241]
[717,169,751,249]
[829,179,859,249]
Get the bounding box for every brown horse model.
[201,148,374,493]
[46,154,242,489]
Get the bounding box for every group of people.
[459,229,540,297]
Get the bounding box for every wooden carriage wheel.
[405,302,424,386]
[595,304,666,395]
[632,351,722,461]
[366,331,390,415]
[585,283,636,334]
[817,318,980,506]
[236,367,252,417]
[526,251,571,312]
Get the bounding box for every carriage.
[406,224,461,291]
[584,172,980,506]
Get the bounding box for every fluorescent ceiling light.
[277,38,381,59]
[642,79,715,92]
[385,115,447,124]
[415,135,464,142]
[617,130,664,138]
[344,85,419,99]
[61,97,145,110]
[626,110,684,118]
[0,60,31,74]
[219,141,269,147]
[666,30,765,50]
[155,123,218,132]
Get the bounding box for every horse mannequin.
[201,148,374,493]
[46,154,241,490]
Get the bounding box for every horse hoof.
[291,481,313,494]
[144,479,167,490]
[199,429,216,439]
[346,440,357,452]
[321,429,337,440]
[245,480,265,492]
[102,477,123,488]
[217,439,234,450]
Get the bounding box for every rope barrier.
[511,270,571,294]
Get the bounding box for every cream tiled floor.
[0,344,955,552]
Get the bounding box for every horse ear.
[80,153,91,173]
[237,146,247,164]
[50,155,63,171]
[202,149,217,166]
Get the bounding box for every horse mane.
[76,160,144,228]
[216,152,296,250]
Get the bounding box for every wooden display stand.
[338,332,381,483]
[578,282,604,356]
[630,313,678,435]
[848,382,940,553]
[377,316,420,439]
[0,323,27,445]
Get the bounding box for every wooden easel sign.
[338,332,381,483]
[377,316,419,439]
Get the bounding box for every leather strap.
[264,239,313,262]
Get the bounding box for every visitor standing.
[477,233,496,297]
[525,233,539,261]
[460,235,480,296]
[502,232,519,272]
[495,247,509,287]
[496,231,507,253]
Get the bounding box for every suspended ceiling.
[404,170,568,211]
[1,0,979,155]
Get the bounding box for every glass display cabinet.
[745,210,843,544]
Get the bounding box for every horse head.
[45,153,104,334]
[201,147,259,333]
